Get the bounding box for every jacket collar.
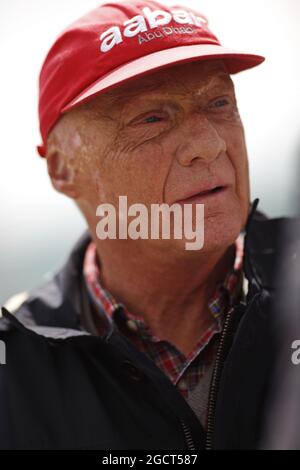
[243,198,299,290]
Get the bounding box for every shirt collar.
[83,233,245,336]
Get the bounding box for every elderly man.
[1,0,298,451]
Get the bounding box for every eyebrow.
[193,73,235,96]
[100,71,234,113]
[127,72,234,104]
[105,81,167,107]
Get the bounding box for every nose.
[175,113,226,167]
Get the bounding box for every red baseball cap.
[37,0,265,157]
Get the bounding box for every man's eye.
[142,115,164,124]
[210,98,230,109]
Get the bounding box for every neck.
[93,239,236,356]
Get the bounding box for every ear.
[46,148,79,199]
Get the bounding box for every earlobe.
[46,150,79,199]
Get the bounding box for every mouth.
[176,185,229,204]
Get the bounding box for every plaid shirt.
[83,235,244,427]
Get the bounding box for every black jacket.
[0,200,299,450]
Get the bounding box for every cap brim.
[62,43,264,113]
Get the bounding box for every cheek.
[218,124,249,196]
[71,137,114,207]
[112,140,173,204]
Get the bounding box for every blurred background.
[0,0,299,303]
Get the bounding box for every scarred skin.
[45,59,251,356]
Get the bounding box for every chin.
[201,213,244,253]
[167,209,245,256]
[199,196,248,253]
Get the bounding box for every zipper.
[180,419,196,451]
[205,306,236,450]
[205,290,261,450]
[180,304,242,451]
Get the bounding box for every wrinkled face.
[48,59,250,255]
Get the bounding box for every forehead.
[81,59,234,112]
